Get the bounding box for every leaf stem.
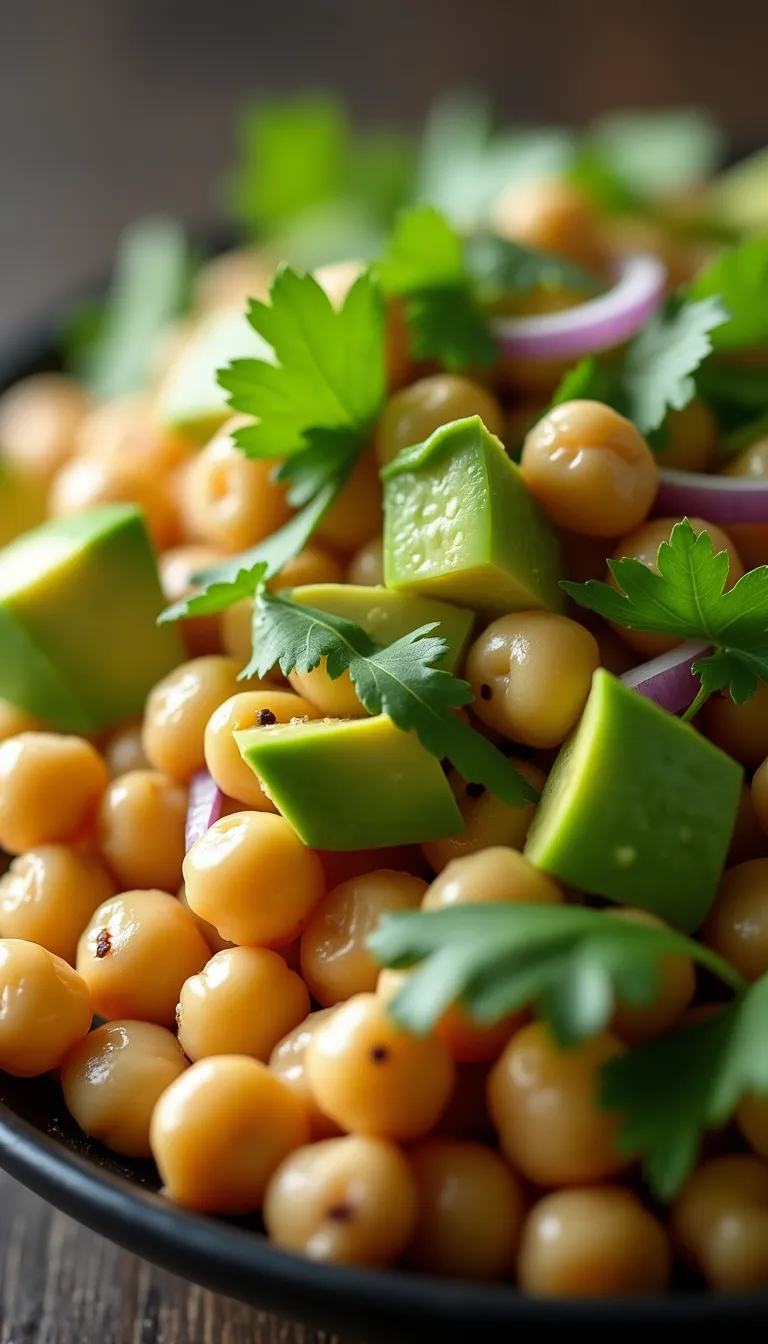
[681,682,711,722]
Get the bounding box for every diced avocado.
[524,669,742,932]
[707,148,768,234]
[289,584,474,671]
[0,505,183,733]
[0,461,47,546]
[235,715,462,850]
[382,415,563,619]
[155,307,274,445]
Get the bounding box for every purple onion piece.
[185,770,225,852]
[621,641,711,716]
[656,469,768,525]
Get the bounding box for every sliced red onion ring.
[621,640,710,715]
[493,252,667,361]
[656,468,768,525]
[185,770,224,852]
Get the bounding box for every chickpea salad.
[2,95,768,1299]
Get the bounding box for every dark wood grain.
[0,1171,357,1344]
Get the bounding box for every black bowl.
[1,305,768,1343]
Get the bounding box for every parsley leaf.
[690,237,768,351]
[603,975,768,1198]
[563,519,768,706]
[465,233,601,300]
[250,593,537,807]
[367,903,743,1048]
[160,561,268,624]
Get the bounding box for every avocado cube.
[155,307,274,445]
[382,415,563,619]
[0,504,183,733]
[524,669,742,932]
[290,584,474,671]
[0,461,47,546]
[235,715,462,850]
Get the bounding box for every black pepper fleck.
[465,781,485,799]
[369,1044,389,1064]
[256,708,277,726]
[95,929,112,959]
[480,683,492,701]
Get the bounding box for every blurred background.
[1,0,766,343]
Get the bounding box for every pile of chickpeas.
[2,178,768,1298]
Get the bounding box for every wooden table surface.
[0,1172,355,1344]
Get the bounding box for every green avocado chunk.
[289,584,474,671]
[524,669,742,933]
[0,504,183,733]
[155,307,274,445]
[382,415,563,619]
[236,714,463,850]
[0,461,47,546]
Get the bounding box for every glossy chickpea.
[610,517,744,657]
[269,1009,342,1141]
[183,812,325,948]
[424,845,562,912]
[730,782,768,864]
[74,395,193,474]
[313,451,383,553]
[180,420,291,552]
[300,871,427,1007]
[159,544,224,658]
[0,846,115,964]
[608,909,695,1045]
[177,946,309,1063]
[193,247,273,312]
[488,1022,630,1185]
[97,769,187,893]
[306,992,454,1140]
[77,890,209,1025]
[0,734,108,854]
[151,1056,310,1214]
[672,1155,768,1290]
[466,611,599,748]
[490,178,608,274]
[703,680,768,769]
[421,761,545,873]
[204,689,319,810]
[177,882,233,955]
[61,1021,187,1158]
[49,454,178,551]
[0,374,91,481]
[720,439,768,568]
[518,1187,670,1296]
[701,859,768,981]
[375,375,504,468]
[288,663,366,719]
[662,399,718,473]
[378,965,516,1066]
[268,545,344,592]
[102,722,149,778]
[0,939,92,1076]
[142,656,247,781]
[0,700,44,743]
[346,537,384,587]
[521,401,658,537]
[264,1135,418,1267]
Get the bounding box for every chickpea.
[300,871,427,1007]
[736,1094,768,1159]
[177,881,233,954]
[421,761,545,873]
[313,451,382,553]
[466,611,599,748]
[610,517,744,657]
[0,846,116,964]
[180,420,290,553]
[723,437,768,481]
[703,680,768,769]
[314,259,366,307]
[268,544,344,592]
[0,734,109,855]
[0,374,91,481]
[730,783,768,864]
[183,811,325,948]
[662,399,718,473]
[102,721,149,778]
[61,1021,188,1157]
[75,396,193,474]
[150,1055,310,1214]
[221,598,256,666]
[0,939,92,1076]
[269,1009,342,1140]
[608,909,695,1045]
[193,247,273,312]
[288,663,365,719]
[375,375,504,468]
[141,656,247,781]
[488,1022,630,1186]
[264,1135,418,1267]
[424,845,563,911]
[520,401,658,537]
[518,1187,670,1296]
[751,757,768,836]
[701,859,768,981]
[77,889,209,1025]
[490,178,608,274]
[306,992,454,1140]
[721,439,768,567]
[346,537,384,587]
[177,946,309,1063]
[672,1155,768,1290]
[378,966,517,1066]
[159,544,224,658]
[49,454,178,551]
[204,689,319,810]
[97,770,187,893]
[0,700,44,744]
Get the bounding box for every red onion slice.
[493,252,667,361]
[185,770,224,852]
[656,468,768,525]
[621,640,710,715]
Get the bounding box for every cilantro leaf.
[563,519,768,705]
[250,594,537,807]
[159,561,268,624]
[690,238,768,351]
[466,234,600,301]
[551,355,617,408]
[367,903,743,1048]
[603,975,768,1198]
